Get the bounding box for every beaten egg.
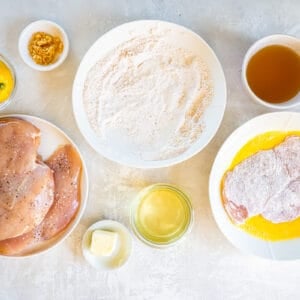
[0,60,15,103]
[224,131,300,241]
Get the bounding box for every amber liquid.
[246,45,300,103]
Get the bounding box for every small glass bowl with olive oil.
[131,183,193,248]
[242,35,300,109]
[0,55,16,110]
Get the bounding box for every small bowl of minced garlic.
[19,20,69,71]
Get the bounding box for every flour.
[223,136,300,224]
[83,28,212,161]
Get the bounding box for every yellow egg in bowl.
[0,56,16,110]
[209,112,300,260]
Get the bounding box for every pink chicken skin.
[0,118,54,241]
[0,144,82,256]
[0,118,40,173]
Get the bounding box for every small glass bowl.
[0,55,16,110]
[130,183,194,248]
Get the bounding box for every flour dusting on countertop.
[83,27,212,160]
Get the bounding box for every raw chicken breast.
[0,118,40,173]
[0,118,54,240]
[223,136,300,224]
[0,145,82,255]
[0,161,54,240]
[275,136,300,179]
[262,179,300,223]
[223,150,289,223]
[43,144,82,239]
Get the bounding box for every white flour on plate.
[83,28,212,160]
[223,136,300,224]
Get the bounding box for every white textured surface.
[1,0,300,299]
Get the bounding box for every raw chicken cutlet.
[43,144,82,239]
[0,118,40,173]
[0,144,82,255]
[223,136,300,224]
[0,118,54,240]
[0,162,54,240]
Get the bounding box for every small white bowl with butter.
[82,220,132,270]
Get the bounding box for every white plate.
[0,114,88,257]
[73,20,226,168]
[82,220,132,270]
[209,112,300,260]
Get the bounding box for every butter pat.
[90,229,118,257]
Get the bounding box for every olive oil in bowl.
[131,184,193,247]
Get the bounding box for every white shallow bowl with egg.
[73,20,226,168]
[18,20,69,71]
[209,112,300,260]
[0,114,88,258]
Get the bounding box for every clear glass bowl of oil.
[0,55,16,110]
[131,183,193,248]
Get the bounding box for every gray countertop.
[1,0,300,299]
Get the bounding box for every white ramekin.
[19,20,69,71]
[242,34,300,110]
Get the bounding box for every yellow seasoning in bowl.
[131,184,193,247]
[0,59,15,105]
[28,32,63,65]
